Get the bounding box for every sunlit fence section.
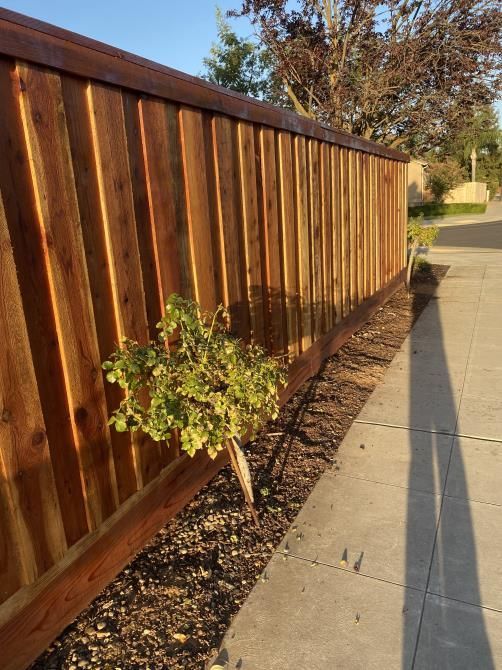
[0,8,408,669]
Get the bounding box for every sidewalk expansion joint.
[353,419,502,445]
[273,550,425,594]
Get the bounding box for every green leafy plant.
[406,216,439,291]
[103,294,286,461]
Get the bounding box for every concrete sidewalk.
[218,264,502,669]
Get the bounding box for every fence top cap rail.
[0,7,409,162]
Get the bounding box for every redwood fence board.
[0,10,409,669]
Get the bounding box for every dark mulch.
[32,265,448,670]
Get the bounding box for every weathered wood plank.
[122,90,173,469]
[308,139,323,338]
[0,60,89,546]
[18,63,119,528]
[139,97,191,302]
[87,80,163,487]
[331,145,343,323]
[236,121,265,346]
[0,188,67,602]
[212,114,250,339]
[277,130,300,359]
[293,135,313,353]
[257,125,284,354]
[179,106,218,311]
[320,142,333,330]
[61,75,139,502]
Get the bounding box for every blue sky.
[2,0,253,75]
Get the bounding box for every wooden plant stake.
[227,436,260,527]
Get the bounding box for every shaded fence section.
[0,9,408,669]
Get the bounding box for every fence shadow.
[403,292,493,668]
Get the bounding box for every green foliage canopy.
[103,295,287,460]
[201,8,287,106]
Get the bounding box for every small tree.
[103,294,286,525]
[426,160,465,203]
[406,216,439,292]
[201,8,288,107]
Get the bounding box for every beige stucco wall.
[444,182,488,204]
[408,160,426,205]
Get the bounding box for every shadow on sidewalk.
[403,292,493,668]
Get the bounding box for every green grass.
[408,202,487,218]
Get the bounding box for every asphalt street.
[436,221,502,250]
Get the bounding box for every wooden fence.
[0,9,408,669]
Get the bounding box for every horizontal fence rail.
[0,9,408,669]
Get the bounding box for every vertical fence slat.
[331,145,343,323]
[356,152,364,305]
[122,91,174,469]
[293,135,313,353]
[0,189,67,601]
[308,139,323,340]
[212,115,250,339]
[61,75,140,502]
[87,81,164,487]
[236,121,265,346]
[0,61,90,547]
[179,106,218,311]
[257,126,284,354]
[18,63,119,529]
[139,98,191,302]
[277,130,300,359]
[321,143,333,331]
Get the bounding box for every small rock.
[96,622,106,631]
[84,626,94,637]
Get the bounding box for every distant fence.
[0,9,408,669]
[445,181,488,204]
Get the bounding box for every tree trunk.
[227,436,260,527]
[406,240,419,294]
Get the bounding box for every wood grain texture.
[0,448,228,670]
[61,75,139,503]
[257,126,284,354]
[18,63,119,529]
[308,139,323,339]
[139,97,190,302]
[237,121,265,346]
[179,106,218,311]
[331,145,343,323]
[320,142,333,330]
[277,131,300,359]
[0,188,66,602]
[0,60,89,547]
[87,80,163,487]
[212,115,250,339]
[293,135,313,353]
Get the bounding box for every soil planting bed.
[32,265,448,670]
